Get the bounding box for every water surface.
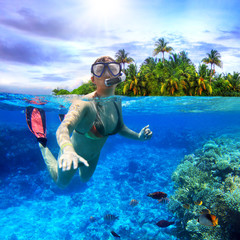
[1,93,240,240]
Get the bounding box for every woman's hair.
[93,56,115,64]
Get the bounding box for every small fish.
[182,204,190,209]
[156,220,175,228]
[194,200,203,206]
[111,230,120,238]
[200,209,211,214]
[158,197,170,204]
[197,213,218,227]
[104,214,119,222]
[129,199,139,206]
[59,114,65,122]
[89,216,96,222]
[147,191,167,199]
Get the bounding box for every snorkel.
[105,72,126,87]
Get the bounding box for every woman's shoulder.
[71,92,95,106]
[83,92,95,99]
[69,98,94,114]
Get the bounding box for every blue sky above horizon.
[0,0,240,94]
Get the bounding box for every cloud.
[0,7,119,41]
[192,41,240,59]
[0,8,74,40]
[217,27,240,41]
[193,42,231,54]
[0,38,44,65]
[34,73,70,82]
[0,37,75,65]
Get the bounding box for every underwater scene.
[1,93,240,240]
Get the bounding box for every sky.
[0,0,240,95]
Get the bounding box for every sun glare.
[87,0,122,18]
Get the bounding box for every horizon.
[0,0,240,95]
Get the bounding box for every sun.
[86,0,122,18]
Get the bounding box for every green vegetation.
[53,38,240,96]
[52,81,95,96]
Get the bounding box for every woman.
[27,56,152,188]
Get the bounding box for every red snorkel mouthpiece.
[105,72,126,87]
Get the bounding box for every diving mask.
[91,62,122,78]
[105,72,126,87]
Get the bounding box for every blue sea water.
[1,93,240,240]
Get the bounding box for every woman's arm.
[56,100,91,170]
[118,124,140,140]
[117,100,152,141]
[119,124,152,141]
[56,100,88,147]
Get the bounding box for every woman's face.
[92,61,121,88]
[93,68,112,88]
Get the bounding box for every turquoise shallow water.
[0,93,240,240]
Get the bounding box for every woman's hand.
[138,125,152,141]
[59,150,89,171]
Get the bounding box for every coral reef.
[169,134,240,240]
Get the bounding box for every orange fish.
[104,214,119,222]
[194,200,203,206]
[197,213,218,227]
[129,199,139,206]
[147,191,167,199]
[158,197,170,204]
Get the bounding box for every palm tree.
[226,72,240,92]
[138,63,155,95]
[202,49,223,83]
[123,75,142,96]
[179,51,192,65]
[194,77,212,95]
[169,53,181,68]
[115,49,134,72]
[180,78,194,96]
[123,64,140,96]
[153,38,174,63]
[179,65,196,96]
[161,77,179,95]
[142,57,157,69]
[198,64,211,79]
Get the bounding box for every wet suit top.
[75,100,123,140]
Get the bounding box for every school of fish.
[89,191,219,238]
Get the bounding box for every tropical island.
[53,38,240,97]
